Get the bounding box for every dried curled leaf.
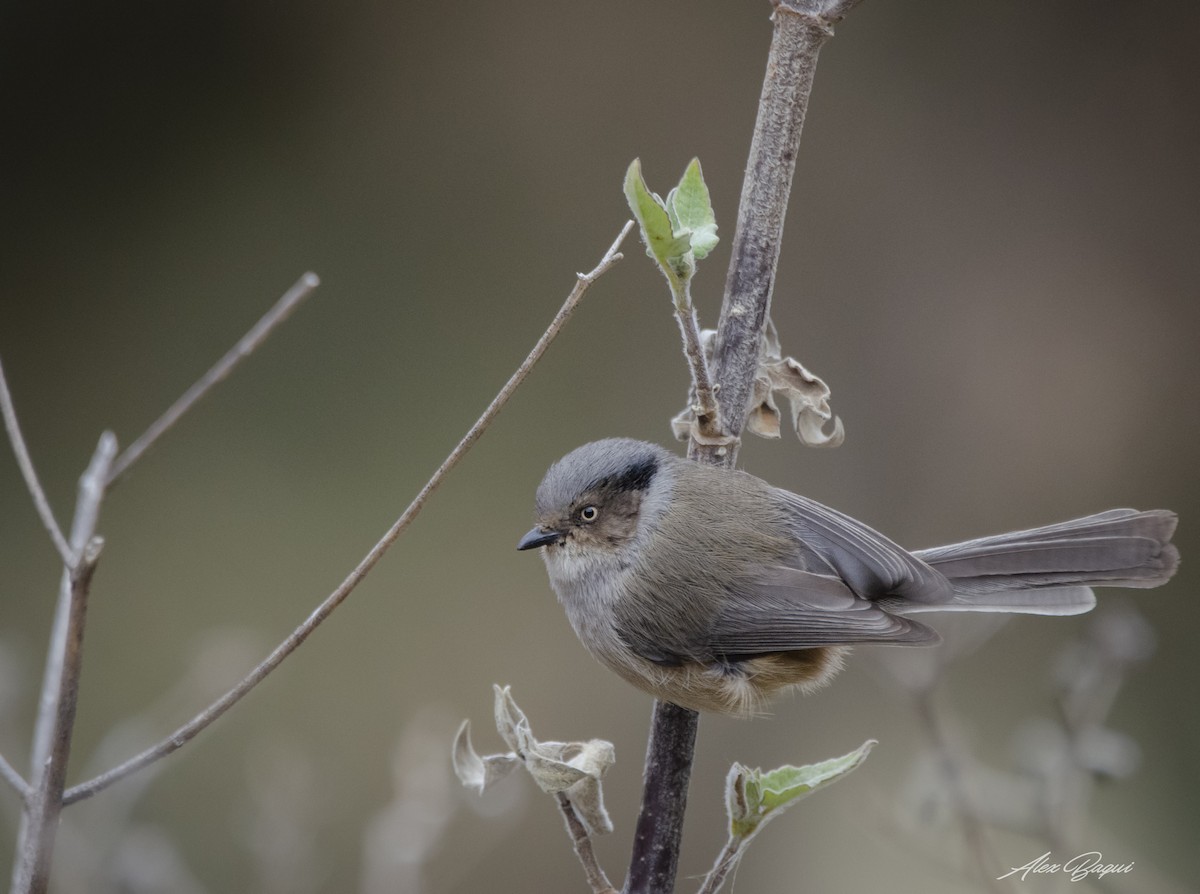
[452,686,616,834]
[673,322,844,448]
[452,720,520,795]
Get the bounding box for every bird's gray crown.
[535,438,669,516]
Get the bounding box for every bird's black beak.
[517,526,561,551]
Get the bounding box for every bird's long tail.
[897,509,1179,616]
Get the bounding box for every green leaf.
[757,740,875,808]
[623,158,692,285]
[726,739,876,840]
[666,158,719,259]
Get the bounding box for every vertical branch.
[627,2,861,892]
[695,0,861,466]
[11,432,116,894]
[624,700,700,894]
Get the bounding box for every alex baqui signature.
[998,851,1134,883]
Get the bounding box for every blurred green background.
[1,1,1197,891]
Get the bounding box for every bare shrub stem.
[8,272,322,894]
[697,837,744,894]
[11,433,116,893]
[558,794,619,894]
[672,282,723,442]
[695,0,862,466]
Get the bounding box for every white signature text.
[997,851,1134,883]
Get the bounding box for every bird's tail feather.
[895,509,1178,616]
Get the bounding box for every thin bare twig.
[697,837,743,894]
[672,282,725,445]
[0,752,29,801]
[105,272,320,488]
[0,356,75,566]
[12,432,116,894]
[65,222,633,805]
[557,793,619,894]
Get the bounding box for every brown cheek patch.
[598,488,643,545]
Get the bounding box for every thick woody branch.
[624,700,699,894]
[64,222,633,805]
[696,0,861,465]
[628,3,861,893]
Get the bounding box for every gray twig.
[11,432,116,894]
[558,793,619,894]
[697,836,744,894]
[671,282,724,444]
[64,222,633,805]
[0,752,29,801]
[105,272,320,488]
[0,357,75,566]
[627,4,861,893]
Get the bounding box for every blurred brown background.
[1,1,1197,891]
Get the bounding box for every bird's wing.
[773,489,956,605]
[704,565,940,658]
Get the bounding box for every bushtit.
[517,439,1178,716]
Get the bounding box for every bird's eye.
[579,505,599,523]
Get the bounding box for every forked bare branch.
[12,432,116,893]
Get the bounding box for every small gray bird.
[517,438,1179,716]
